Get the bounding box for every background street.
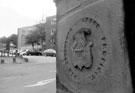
[0,56,56,93]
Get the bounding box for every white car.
[19,49,29,56]
[43,49,56,57]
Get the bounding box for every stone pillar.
[55,0,132,93]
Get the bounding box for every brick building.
[17,15,56,51]
[45,15,56,50]
[17,25,38,49]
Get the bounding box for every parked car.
[11,49,17,54]
[25,50,42,56]
[19,49,29,56]
[43,49,56,57]
[9,50,14,54]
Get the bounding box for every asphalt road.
[0,56,56,93]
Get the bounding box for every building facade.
[17,25,37,49]
[18,16,56,51]
[45,15,56,50]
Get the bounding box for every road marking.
[0,76,21,80]
[24,78,55,87]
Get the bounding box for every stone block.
[55,0,132,92]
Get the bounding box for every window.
[51,18,56,25]
[52,39,55,45]
[50,39,55,46]
[50,29,56,35]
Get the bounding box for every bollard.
[1,59,4,64]
[13,57,16,63]
[24,58,28,62]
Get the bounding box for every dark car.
[26,50,42,56]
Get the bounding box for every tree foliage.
[35,23,46,45]
[25,23,46,50]
[8,34,18,46]
[0,36,8,44]
[0,34,17,50]
[25,31,39,50]
[0,34,17,45]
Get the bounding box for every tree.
[0,36,10,50]
[35,23,46,50]
[0,36,8,44]
[0,34,17,53]
[25,23,46,51]
[25,31,39,50]
[8,34,18,48]
[8,34,17,46]
[0,34,17,46]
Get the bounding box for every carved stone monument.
[54,0,132,92]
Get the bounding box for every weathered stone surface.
[55,0,132,92]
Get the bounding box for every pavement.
[0,57,24,64]
[0,56,56,93]
[23,56,56,63]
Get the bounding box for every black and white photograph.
[0,0,135,93]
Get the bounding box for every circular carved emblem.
[64,17,111,84]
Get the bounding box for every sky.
[0,0,56,38]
